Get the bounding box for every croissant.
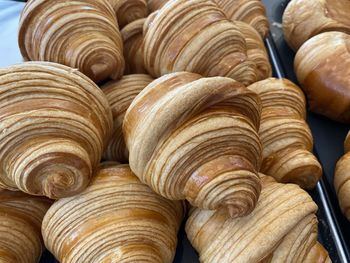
[235,21,271,81]
[295,31,350,123]
[102,74,154,162]
[121,18,147,74]
[248,78,322,189]
[18,0,125,83]
[214,0,269,38]
[143,0,259,86]
[147,0,167,12]
[186,174,331,263]
[0,62,113,199]
[0,189,52,263]
[42,163,184,263]
[335,131,350,221]
[283,0,350,51]
[123,72,262,218]
[106,0,148,28]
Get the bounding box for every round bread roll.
[283,0,350,51]
[295,31,350,123]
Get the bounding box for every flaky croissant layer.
[102,74,154,163]
[124,71,262,218]
[42,163,184,263]
[142,0,260,86]
[186,175,331,263]
[0,190,52,263]
[0,62,113,199]
[248,78,322,189]
[19,0,125,83]
[335,131,350,221]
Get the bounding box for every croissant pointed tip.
[90,63,110,82]
[227,205,242,219]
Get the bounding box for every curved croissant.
[335,131,350,221]
[123,72,262,218]
[214,0,269,38]
[0,190,52,263]
[143,0,259,86]
[248,78,322,189]
[0,62,113,199]
[106,0,148,28]
[295,32,350,123]
[235,21,271,81]
[186,175,331,263]
[147,0,167,12]
[19,0,125,83]
[283,0,350,51]
[102,74,154,162]
[121,18,147,74]
[42,163,184,263]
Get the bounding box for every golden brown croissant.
[106,0,148,28]
[0,62,113,199]
[42,163,184,263]
[214,0,269,38]
[335,131,350,221]
[186,174,331,263]
[123,72,262,218]
[102,74,154,162]
[146,0,164,12]
[18,0,125,83]
[283,0,350,51]
[248,78,322,189]
[295,31,350,123]
[0,189,52,263]
[142,0,259,86]
[235,21,271,81]
[121,18,148,74]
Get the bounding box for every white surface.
[0,1,25,67]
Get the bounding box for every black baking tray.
[0,1,348,262]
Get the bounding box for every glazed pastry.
[235,21,271,81]
[121,18,147,74]
[102,74,154,162]
[106,0,148,28]
[283,0,350,51]
[0,190,52,263]
[295,32,350,123]
[123,72,262,218]
[0,62,113,199]
[335,131,350,221]
[248,78,322,189]
[186,175,331,263]
[42,163,184,263]
[19,0,124,83]
[143,0,259,86]
[214,0,269,38]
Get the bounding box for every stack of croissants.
[0,0,333,262]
